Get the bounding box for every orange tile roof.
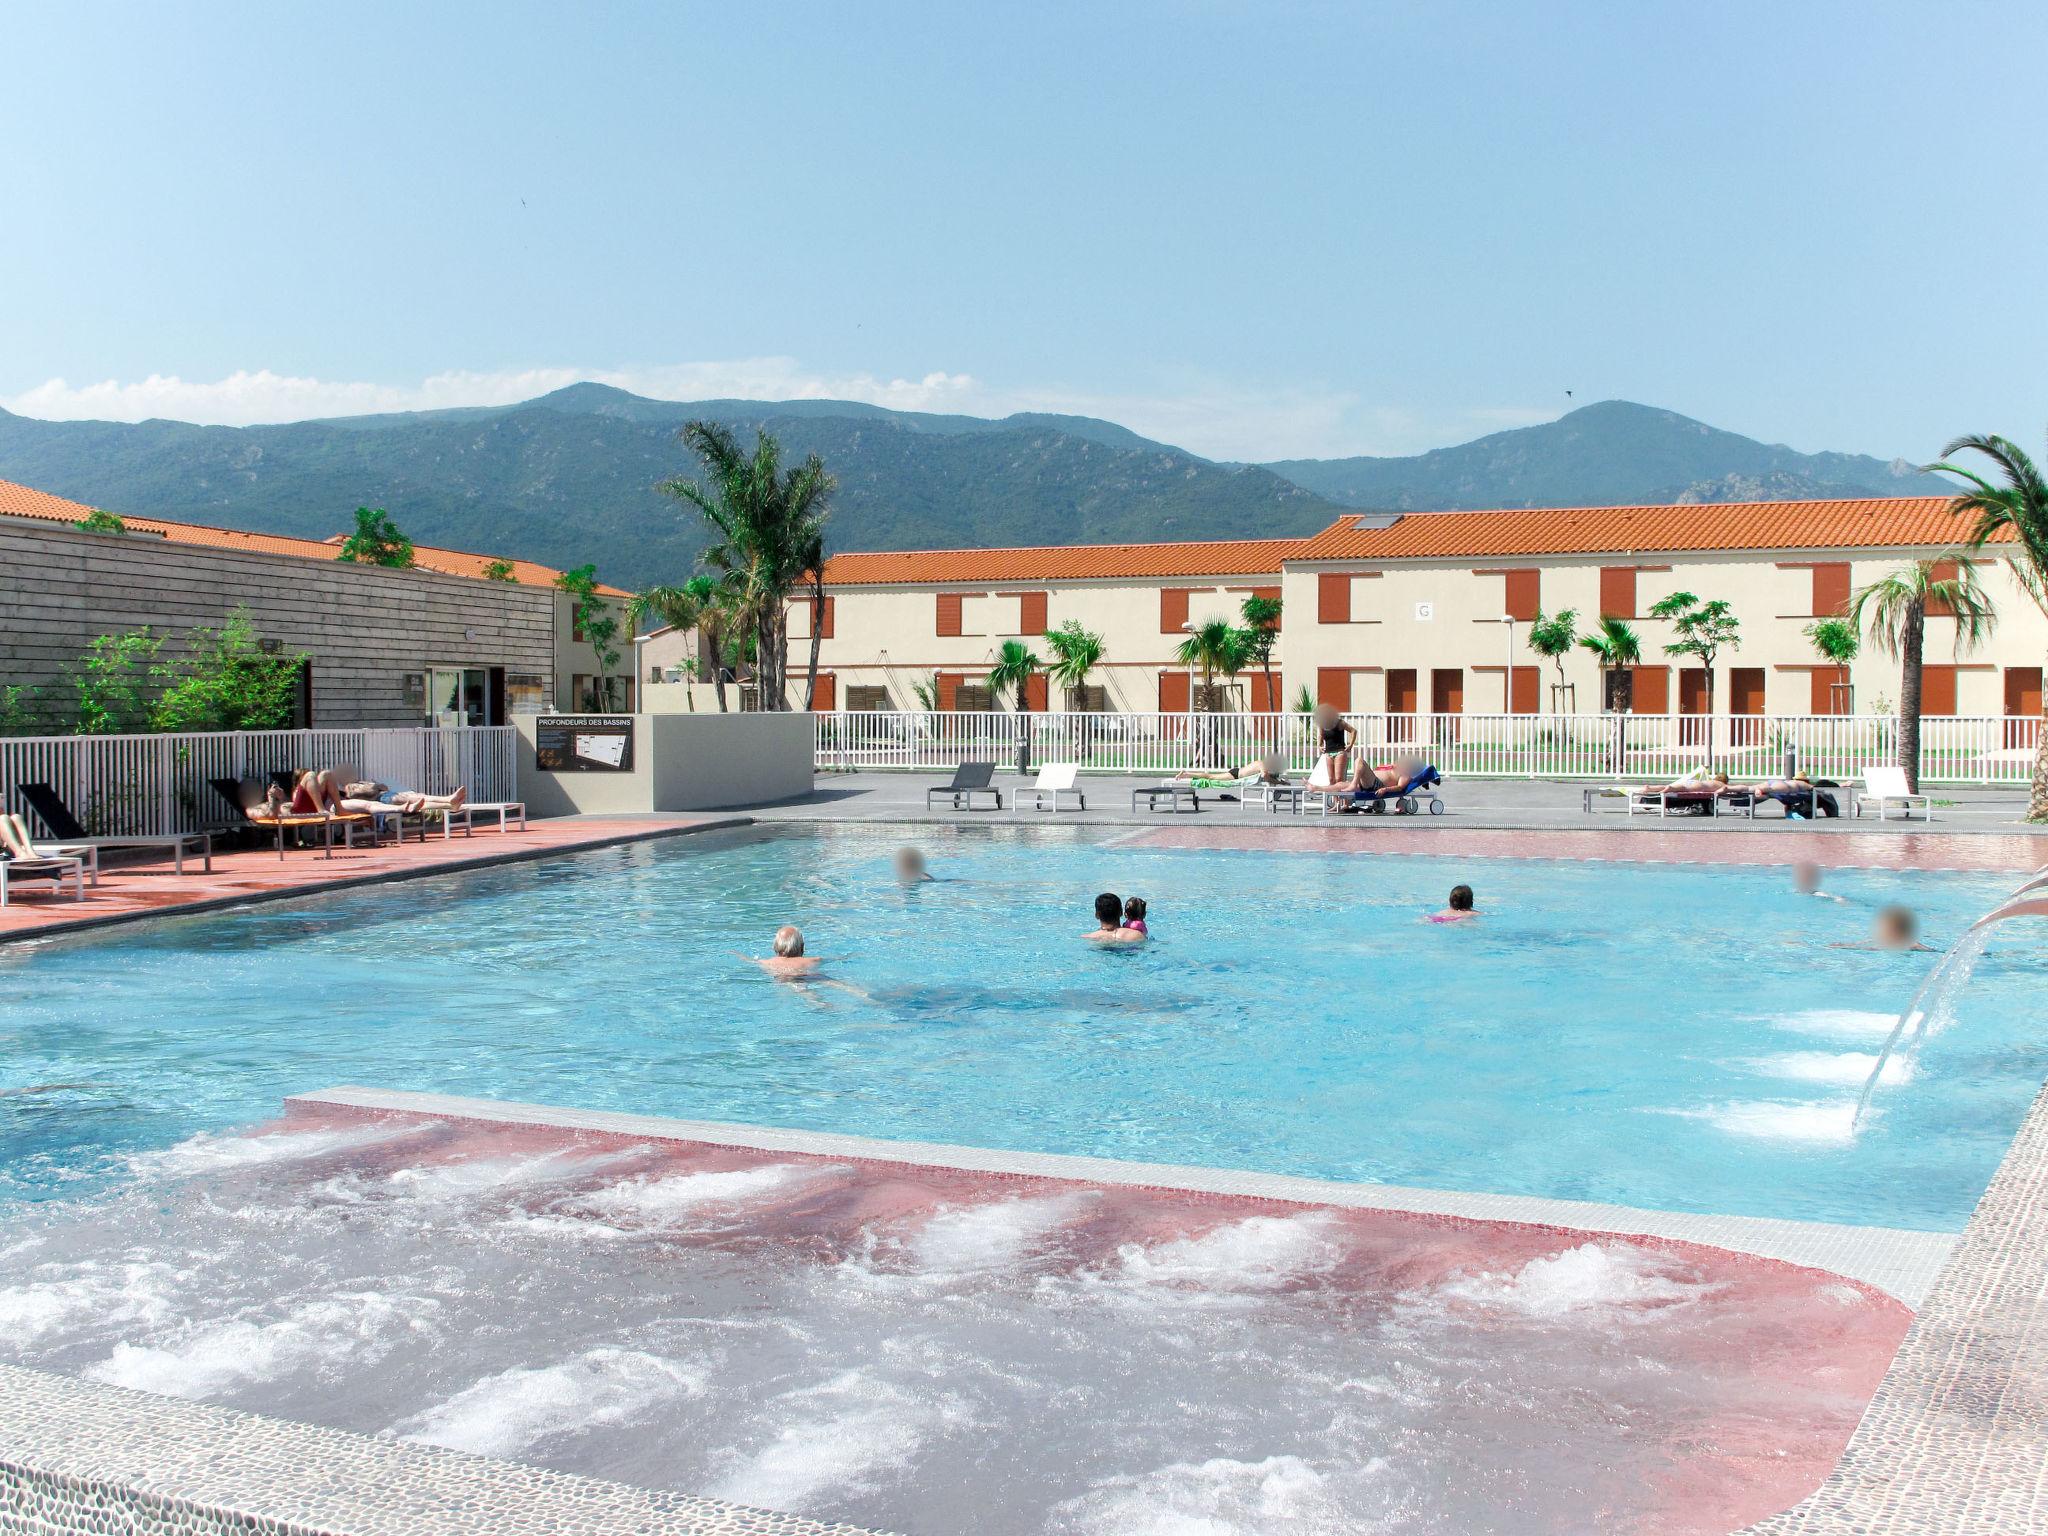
[1292,496,1997,563]
[820,531,1333,587]
[0,477,628,595]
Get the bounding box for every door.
[1919,664,1956,718]
[1810,666,1850,716]
[1385,668,1417,740]
[1509,665,1539,714]
[1678,668,1710,747]
[811,672,837,712]
[1158,671,1191,713]
[486,667,506,726]
[2007,667,2044,753]
[1249,671,1282,712]
[1728,666,1765,751]
[1630,665,1669,715]
[1430,668,1463,747]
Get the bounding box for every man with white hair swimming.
[740,927,869,999]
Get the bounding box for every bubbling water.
[0,1108,1911,1536]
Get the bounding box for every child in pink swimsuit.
[1122,896,1149,936]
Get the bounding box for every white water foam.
[0,1260,181,1344]
[908,1193,1095,1280]
[709,1367,951,1511]
[1112,1212,1342,1294]
[1053,1454,1354,1536]
[1739,1050,1913,1087]
[1656,1100,1862,1143]
[86,1291,438,1399]
[125,1121,430,1182]
[575,1162,836,1229]
[1438,1243,1710,1320]
[392,1348,707,1458]
[382,1145,645,1202]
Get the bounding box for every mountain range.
[0,389,1953,591]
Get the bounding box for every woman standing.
[1313,702,1358,782]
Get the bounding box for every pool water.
[0,1108,1909,1535]
[3,826,2042,1230]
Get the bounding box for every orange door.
[1809,666,1849,715]
[1386,668,1417,714]
[2007,667,2044,717]
[1431,669,1462,712]
[1315,668,1351,711]
[1509,665,1540,714]
[1631,666,1669,714]
[1919,664,1956,717]
[1678,668,1710,746]
[1729,667,1765,716]
[1249,671,1281,712]
[811,672,836,712]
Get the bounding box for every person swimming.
[1122,895,1149,936]
[893,847,935,884]
[1428,884,1478,923]
[1088,891,1144,943]
[740,927,870,996]
[1793,861,1845,902]
[1833,905,1932,952]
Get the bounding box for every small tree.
[1290,683,1317,715]
[1851,560,1996,792]
[1578,617,1643,712]
[1648,591,1740,762]
[1240,595,1283,711]
[335,507,416,568]
[481,558,517,582]
[911,673,940,712]
[987,639,1044,714]
[1802,616,1860,715]
[1,683,42,735]
[75,508,126,535]
[150,608,306,731]
[72,629,162,735]
[1176,620,1253,712]
[1044,621,1106,710]
[555,564,623,709]
[1526,607,1578,710]
[631,574,735,713]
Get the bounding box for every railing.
[0,726,519,837]
[814,710,2044,786]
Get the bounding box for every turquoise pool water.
[4,826,2042,1230]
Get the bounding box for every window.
[815,596,835,640]
[1248,672,1282,712]
[936,593,963,636]
[1016,591,1048,635]
[1159,588,1190,633]
[953,683,994,711]
[1065,684,1109,712]
[1810,563,1850,618]
[1500,569,1540,623]
[1599,567,1636,619]
[1315,668,1351,710]
[1926,560,1958,618]
[1247,585,1282,629]
[846,685,890,710]
[1317,573,1351,625]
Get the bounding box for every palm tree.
[1176,620,1252,711]
[1851,559,1996,793]
[1927,434,2048,820]
[987,639,1044,715]
[1044,621,1106,710]
[1526,608,1578,710]
[1578,616,1643,713]
[1240,595,1283,711]
[629,574,735,712]
[660,422,835,711]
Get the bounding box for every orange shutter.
[1158,670,1191,711]
[1317,573,1350,624]
[1503,569,1540,623]
[1018,591,1048,635]
[1249,672,1280,712]
[1599,567,1636,619]
[1510,665,1540,713]
[1809,667,1848,715]
[936,594,963,637]
[818,596,835,640]
[937,672,961,711]
[1159,588,1190,633]
[1631,665,1669,713]
[1920,664,1957,716]
[1811,563,1850,617]
[1926,560,1957,618]
[1315,668,1351,710]
[811,672,836,711]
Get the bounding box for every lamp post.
[1499,615,1516,711]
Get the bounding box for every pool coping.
[287,1086,1958,1305]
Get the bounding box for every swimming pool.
[3,825,2042,1230]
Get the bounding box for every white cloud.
[1,360,1552,462]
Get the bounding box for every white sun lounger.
[1022,763,1085,812]
[1854,766,1933,821]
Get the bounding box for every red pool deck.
[0,816,740,942]
[1128,823,2048,872]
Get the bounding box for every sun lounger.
[1626,785,1722,818]
[443,801,528,837]
[1022,764,1085,812]
[17,783,211,875]
[927,762,1003,811]
[1,810,98,884]
[210,777,373,859]
[1133,783,1201,812]
[1854,766,1933,821]
[0,844,86,907]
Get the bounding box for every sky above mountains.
[2,2,2042,464]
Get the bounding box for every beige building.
[800,498,2045,723]
[0,477,634,728]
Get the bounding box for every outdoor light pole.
[1500,615,1516,711]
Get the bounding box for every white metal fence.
[0,726,519,837]
[815,710,2045,786]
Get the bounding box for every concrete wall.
[1281,547,2047,718]
[788,572,1283,712]
[1,519,557,728]
[513,711,814,816]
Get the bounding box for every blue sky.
[2,2,2041,462]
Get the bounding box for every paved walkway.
[0,815,742,943]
